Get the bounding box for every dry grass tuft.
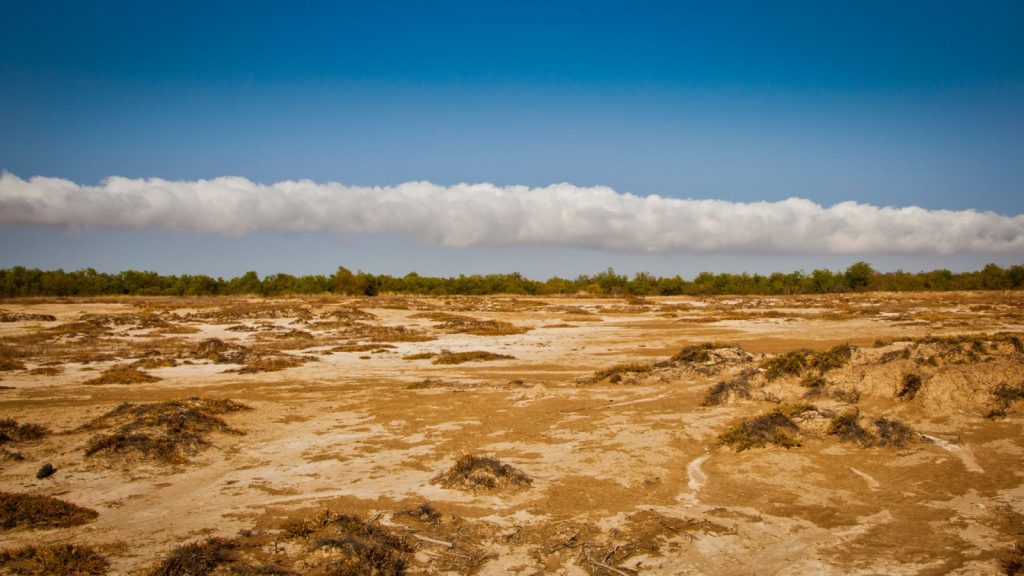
[719,404,813,451]
[671,343,721,363]
[873,417,917,448]
[761,350,811,381]
[432,454,533,492]
[147,536,237,576]
[896,372,923,401]
[0,543,109,575]
[986,382,1024,419]
[0,419,48,443]
[0,491,98,530]
[431,351,514,365]
[83,397,250,464]
[227,355,307,374]
[26,365,64,376]
[401,352,435,361]
[280,511,412,576]
[827,410,875,446]
[701,377,752,406]
[395,503,442,525]
[83,364,161,385]
[589,362,652,384]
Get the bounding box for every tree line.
[0,262,1022,298]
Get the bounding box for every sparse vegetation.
[395,503,442,525]
[0,491,98,530]
[0,543,109,575]
[590,362,652,384]
[719,405,813,451]
[431,351,514,365]
[827,410,875,446]
[897,372,923,401]
[0,419,48,443]
[401,352,435,360]
[432,454,532,492]
[279,511,411,575]
[873,417,917,448]
[147,537,237,576]
[986,382,1024,419]
[1001,539,1024,575]
[83,364,161,385]
[761,350,812,381]
[701,378,752,406]
[672,343,726,363]
[83,397,250,463]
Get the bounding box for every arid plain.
[1,292,1023,575]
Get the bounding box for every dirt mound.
[432,454,533,492]
[82,397,251,464]
[0,491,98,530]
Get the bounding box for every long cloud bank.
[1,172,1022,255]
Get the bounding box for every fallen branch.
[412,533,454,548]
[583,550,633,576]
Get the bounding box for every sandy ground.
[1,292,1023,575]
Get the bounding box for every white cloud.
[1,172,1022,255]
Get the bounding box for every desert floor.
[1,292,1023,575]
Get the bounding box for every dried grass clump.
[589,362,652,384]
[0,358,27,372]
[671,343,724,363]
[83,364,161,385]
[432,454,533,492]
[827,410,875,446]
[83,397,250,464]
[0,312,57,322]
[352,324,434,343]
[0,491,98,530]
[401,352,435,361]
[0,419,48,443]
[395,503,441,525]
[986,382,1024,419]
[719,404,812,451]
[761,350,811,381]
[896,372,923,401]
[279,511,412,576]
[701,378,752,406]
[1001,540,1024,576]
[192,338,251,363]
[431,351,514,365]
[147,536,237,576]
[873,417,917,448]
[0,543,109,575]
[0,448,25,462]
[228,355,307,374]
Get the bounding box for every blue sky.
[1,1,1023,277]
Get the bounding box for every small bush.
[83,364,160,386]
[799,373,827,389]
[590,362,652,384]
[432,454,532,492]
[986,382,1024,419]
[148,537,237,576]
[897,373,923,401]
[701,378,751,406]
[827,410,874,446]
[431,351,514,365]
[0,543,109,575]
[83,397,251,464]
[228,355,306,374]
[719,405,811,451]
[672,343,726,363]
[401,352,435,361]
[810,344,853,372]
[873,417,916,448]
[395,503,441,525]
[761,350,811,381]
[0,419,48,443]
[0,491,98,530]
